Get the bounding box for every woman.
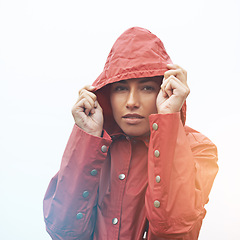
[43,27,218,240]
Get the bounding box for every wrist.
[74,123,103,138]
[157,108,180,114]
[88,129,103,138]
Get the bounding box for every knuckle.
[164,72,169,78]
[84,85,91,89]
[184,87,190,96]
[71,105,77,114]
[182,69,187,77]
[92,93,97,101]
[78,88,86,96]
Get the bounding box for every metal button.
[126,136,130,141]
[119,174,125,180]
[82,191,89,198]
[156,175,161,183]
[154,150,160,158]
[152,123,158,131]
[76,212,83,219]
[101,145,107,153]
[90,169,98,176]
[154,200,161,208]
[112,218,118,225]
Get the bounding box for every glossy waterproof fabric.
[43,27,218,239]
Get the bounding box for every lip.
[122,113,144,124]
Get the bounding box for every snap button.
[76,212,83,219]
[152,123,158,131]
[112,218,118,225]
[119,174,126,180]
[156,175,161,183]
[82,191,89,198]
[101,145,107,153]
[90,169,98,176]
[154,200,160,208]
[154,150,160,158]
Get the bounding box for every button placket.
[152,123,158,131]
[82,191,89,198]
[101,145,108,153]
[154,200,161,208]
[155,175,161,183]
[112,217,118,225]
[90,169,98,176]
[154,150,160,158]
[118,173,125,180]
[152,124,161,207]
[76,212,83,219]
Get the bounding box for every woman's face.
[110,77,162,137]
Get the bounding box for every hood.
[92,27,186,134]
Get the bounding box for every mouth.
[122,114,144,119]
[122,114,144,125]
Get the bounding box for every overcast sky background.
[0,0,240,239]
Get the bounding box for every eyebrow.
[117,78,159,84]
[139,79,158,84]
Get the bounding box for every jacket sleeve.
[43,124,112,240]
[145,112,218,239]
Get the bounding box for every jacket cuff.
[148,112,181,193]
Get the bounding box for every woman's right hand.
[72,85,104,137]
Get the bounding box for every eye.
[113,85,128,92]
[142,85,155,91]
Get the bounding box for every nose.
[126,89,140,110]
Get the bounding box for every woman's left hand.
[156,64,190,114]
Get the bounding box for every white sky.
[0,0,240,239]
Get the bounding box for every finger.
[75,95,95,115]
[167,64,186,71]
[162,75,187,88]
[79,88,97,99]
[82,85,96,92]
[77,89,97,104]
[166,63,181,69]
[76,98,95,116]
[89,100,102,116]
[95,100,102,111]
[82,99,93,116]
[165,64,187,82]
[161,75,181,93]
[164,69,185,81]
[161,75,172,90]
[161,77,170,97]
[80,93,96,107]
[164,81,173,97]
[164,76,190,97]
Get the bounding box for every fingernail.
[94,101,97,107]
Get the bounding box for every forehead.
[114,76,163,85]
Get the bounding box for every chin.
[122,128,150,138]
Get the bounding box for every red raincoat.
[43,27,218,240]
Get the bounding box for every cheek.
[110,95,121,118]
[144,96,158,114]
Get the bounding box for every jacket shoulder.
[184,125,215,147]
